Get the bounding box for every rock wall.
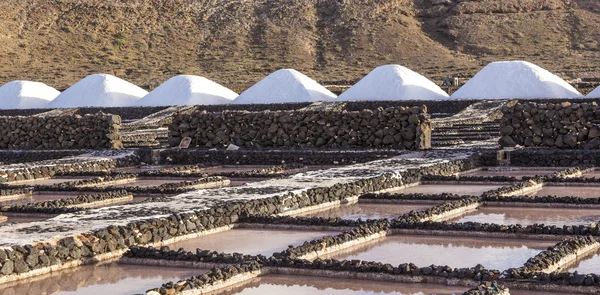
[0,113,123,150]
[168,106,431,150]
[499,101,600,149]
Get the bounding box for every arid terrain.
[0,0,599,93]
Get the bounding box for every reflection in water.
[6,177,92,186]
[528,186,600,198]
[449,206,600,226]
[324,235,553,271]
[211,274,466,295]
[567,251,600,274]
[0,261,204,295]
[390,185,502,196]
[169,228,339,256]
[301,203,435,221]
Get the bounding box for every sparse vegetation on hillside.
[0,0,598,93]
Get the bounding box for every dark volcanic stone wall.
[499,101,600,149]
[0,113,123,150]
[168,106,431,150]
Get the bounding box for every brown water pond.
[210,274,467,295]
[0,192,78,206]
[6,176,94,186]
[448,206,600,226]
[299,202,437,221]
[324,235,555,271]
[527,186,600,198]
[0,261,204,295]
[390,184,502,196]
[168,228,338,256]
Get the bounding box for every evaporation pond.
[213,274,467,295]
[7,176,93,186]
[0,192,76,206]
[299,202,438,221]
[325,235,555,271]
[527,186,600,198]
[168,228,338,256]
[0,261,204,295]
[566,249,600,274]
[448,206,600,226]
[462,169,559,179]
[391,184,502,196]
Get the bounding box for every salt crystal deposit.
[451,61,583,99]
[46,74,148,108]
[0,81,60,109]
[135,75,237,106]
[588,86,600,98]
[336,65,449,101]
[232,69,336,104]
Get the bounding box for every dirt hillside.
[0,0,598,93]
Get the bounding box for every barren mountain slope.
[0,0,598,93]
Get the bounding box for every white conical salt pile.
[451,61,583,99]
[232,69,336,104]
[587,86,600,98]
[136,75,237,106]
[335,65,449,101]
[0,81,60,109]
[46,74,148,108]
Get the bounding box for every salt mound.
[451,61,583,99]
[0,81,60,109]
[336,65,449,101]
[136,75,237,106]
[587,86,600,98]
[232,69,336,104]
[47,74,148,108]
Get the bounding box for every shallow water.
[566,250,600,274]
[1,214,51,224]
[0,192,76,206]
[325,235,554,271]
[0,261,204,295]
[448,206,600,226]
[390,184,502,196]
[462,169,559,179]
[168,228,338,256]
[528,186,600,198]
[300,203,436,221]
[6,177,93,186]
[212,274,467,295]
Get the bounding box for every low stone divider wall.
[399,197,479,223]
[3,176,230,195]
[507,150,600,167]
[138,163,306,178]
[0,113,123,150]
[168,106,431,149]
[520,236,600,274]
[0,151,85,165]
[464,282,509,295]
[499,101,600,148]
[158,149,402,165]
[0,191,131,214]
[360,192,466,202]
[0,153,139,183]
